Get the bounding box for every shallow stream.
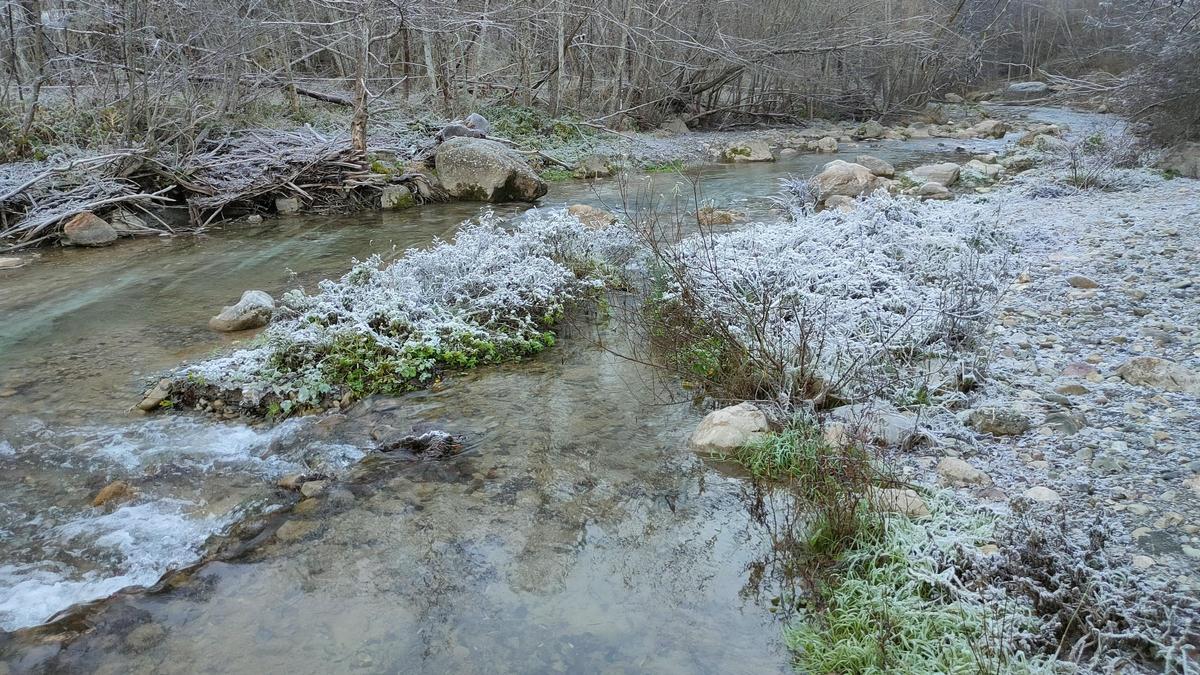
[0,106,1110,672]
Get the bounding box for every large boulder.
[812,160,881,203]
[1116,357,1200,393]
[1159,142,1200,178]
[688,402,770,453]
[209,290,275,332]
[722,139,773,162]
[855,155,895,178]
[62,212,117,246]
[434,137,548,202]
[908,162,960,187]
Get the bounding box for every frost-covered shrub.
[1041,127,1146,191]
[176,209,637,414]
[646,191,1012,406]
[775,175,819,218]
[962,504,1200,672]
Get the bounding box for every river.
[0,106,1111,673]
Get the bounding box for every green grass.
[643,159,685,173]
[785,496,1055,675]
[540,167,574,181]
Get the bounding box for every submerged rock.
[567,204,618,228]
[434,137,548,202]
[137,379,173,411]
[92,480,135,508]
[62,212,117,246]
[688,402,769,453]
[208,290,274,332]
[695,206,744,226]
[1116,356,1200,393]
[0,256,26,270]
[379,429,465,459]
[722,139,773,163]
[275,519,319,542]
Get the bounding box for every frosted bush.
[651,190,1013,405]
[178,209,636,413]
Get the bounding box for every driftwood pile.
[0,153,174,251]
[0,128,451,251]
[172,127,441,225]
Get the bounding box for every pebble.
[299,480,329,498]
[1023,486,1062,504]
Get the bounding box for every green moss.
[540,167,574,182]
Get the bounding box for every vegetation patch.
[172,209,637,416]
[637,190,1014,408]
[784,497,1055,675]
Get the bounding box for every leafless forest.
[1,0,1197,158]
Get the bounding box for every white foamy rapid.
[0,416,365,631]
[0,498,226,631]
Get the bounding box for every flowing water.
[0,106,1109,672]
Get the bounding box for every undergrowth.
[785,495,1055,675]
[172,208,635,415]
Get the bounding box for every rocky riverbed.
[899,173,1200,582]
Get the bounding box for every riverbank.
[2,105,1196,673]
[0,98,1076,256]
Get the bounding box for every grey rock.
[966,406,1031,436]
[1116,356,1200,393]
[62,212,117,246]
[854,155,895,178]
[434,137,548,202]
[908,162,960,187]
[208,290,274,332]
[688,402,769,453]
[464,112,492,136]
